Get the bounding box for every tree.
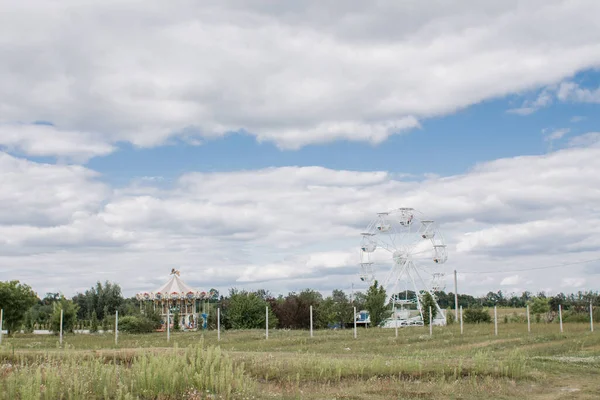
[90,310,99,333]
[365,280,387,327]
[421,292,437,325]
[222,289,278,329]
[0,280,38,335]
[271,289,323,329]
[71,281,124,321]
[173,310,181,331]
[529,297,550,322]
[50,296,79,334]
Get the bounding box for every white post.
[167,309,170,343]
[394,301,398,338]
[526,304,531,333]
[460,305,463,335]
[429,306,432,336]
[494,306,498,336]
[353,307,357,339]
[115,311,119,345]
[454,270,459,320]
[59,309,64,346]
[559,304,563,333]
[309,305,313,338]
[0,309,3,345]
[217,307,221,341]
[590,302,594,333]
[265,306,269,340]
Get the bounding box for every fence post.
[265,306,269,340]
[115,311,119,345]
[460,305,463,335]
[590,302,594,333]
[59,309,64,346]
[559,304,563,333]
[454,270,459,320]
[526,304,531,333]
[353,307,357,339]
[394,302,398,338]
[0,309,3,345]
[494,306,498,336]
[429,306,432,336]
[217,307,221,341]
[310,305,313,338]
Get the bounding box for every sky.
[1,0,600,299]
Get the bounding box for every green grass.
[1,322,599,399]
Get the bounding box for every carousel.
[136,269,219,330]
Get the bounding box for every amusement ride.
[359,207,448,327]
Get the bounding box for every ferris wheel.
[359,208,448,326]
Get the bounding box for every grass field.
[1,322,599,399]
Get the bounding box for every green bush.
[562,311,590,323]
[118,315,160,334]
[464,307,491,324]
[445,309,456,325]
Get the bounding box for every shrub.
[118,315,161,334]
[446,309,456,325]
[464,307,491,324]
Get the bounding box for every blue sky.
[2,0,600,298]
[87,70,600,186]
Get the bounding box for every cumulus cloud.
[0,123,115,162]
[3,140,600,296]
[2,1,600,151]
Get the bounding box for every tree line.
[1,279,600,335]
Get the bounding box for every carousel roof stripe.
[152,273,199,294]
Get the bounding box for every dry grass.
[1,322,599,399]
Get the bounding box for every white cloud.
[510,81,600,115]
[2,1,600,150]
[557,81,600,103]
[508,89,555,115]
[4,141,600,296]
[561,278,586,288]
[0,123,115,162]
[545,128,570,142]
[500,275,521,286]
[568,132,600,147]
[0,152,108,226]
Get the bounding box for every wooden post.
[265,306,269,340]
[115,311,119,345]
[217,307,221,341]
[454,270,459,320]
[59,309,64,346]
[460,305,463,335]
[310,305,313,338]
[353,307,357,339]
[494,306,498,336]
[0,309,3,345]
[429,306,432,336]
[559,304,563,333]
[526,304,531,333]
[590,302,594,333]
[167,309,170,343]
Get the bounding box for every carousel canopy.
[136,269,219,301]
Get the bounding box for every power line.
[458,257,600,275]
